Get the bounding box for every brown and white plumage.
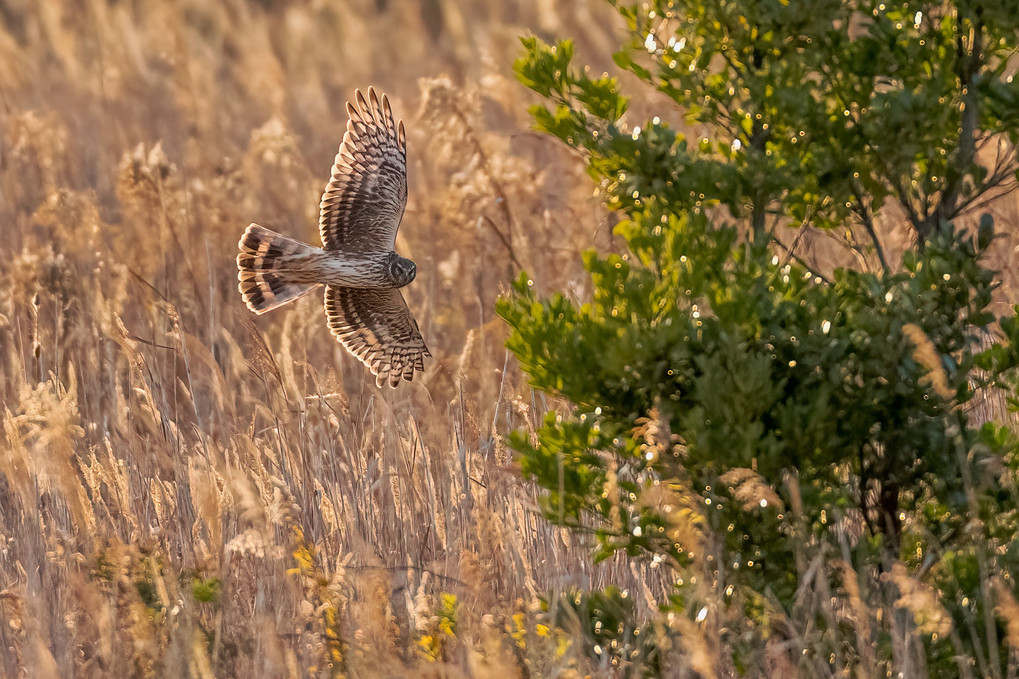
[237,87,430,387]
[320,88,407,252]
[324,287,429,387]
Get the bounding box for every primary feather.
[236,87,428,387]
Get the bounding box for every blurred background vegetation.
[2,0,1019,677]
[0,0,652,676]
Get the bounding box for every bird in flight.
[237,88,429,387]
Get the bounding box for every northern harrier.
[237,88,429,387]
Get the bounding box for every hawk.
[237,88,430,387]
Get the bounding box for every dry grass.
[5,2,1019,677]
[0,1,678,676]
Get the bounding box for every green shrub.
[502,1,1019,675]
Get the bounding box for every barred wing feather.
[319,87,407,253]
[324,286,429,387]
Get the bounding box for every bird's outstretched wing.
[319,88,407,253]
[324,286,429,387]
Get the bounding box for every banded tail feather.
[237,223,318,314]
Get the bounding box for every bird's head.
[388,253,417,287]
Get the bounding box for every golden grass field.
[5,2,1019,678]
[0,1,682,676]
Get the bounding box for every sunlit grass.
[4,1,1019,677]
[0,1,652,676]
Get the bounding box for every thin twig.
[481,215,524,271]
[447,99,522,274]
[777,206,814,270]
[769,207,834,285]
[851,187,890,274]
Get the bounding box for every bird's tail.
[237,223,319,314]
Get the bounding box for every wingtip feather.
[368,88,381,119]
[381,94,393,130]
[355,89,373,123]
